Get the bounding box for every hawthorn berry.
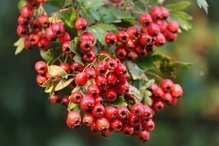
[66,110,82,129]
[75,17,88,31]
[75,72,88,86]
[69,91,83,104]
[80,95,95,112]
[96,117,110,131]
[105,106,117,120]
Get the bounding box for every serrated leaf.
[55,78,74,91]
[127,61,148,81]
[129,85,143,103]
[88,23,117,45]
[166,1,191,12]
[173,11,193,31]
[196,0,208,14]
[113,96,128,107]
[48,65,67,77]
[14,38,25,55]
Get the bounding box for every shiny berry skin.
[127,50,138,62]
[160,79,174,92]
[153,87,164,100]
[149,83,159,93]
[80,39,94,52]
[20,6,34,19]
[85,67,96,79]
[80,32,95,43]
[110,119,123,132]
[117,31,129,43]
[167,20,180,33]
[171,84,183,98]
[96,117,110,131]
[87,84,100,97]
[139,33,153,46]
[36,74,47,85]
[164,30,178,42]
[58,32,71,44]
[142,105,153,121]
[66,110,81,129]
[35,61,47,75]
[107,72,118,86]
[148,23,160,37]
[95,62,107,75]
[94,95,104,105]
[51,22,65,37]
[150,7,162,20]
[80,95,95,112]
[83,113,95,126]
[131,103,144,117]
[17,15,29,26]
[90,123,98,133]
[160,7,170,20]
[38,14,49,28]
[83,50,96,63]
[115,63,127,76]
[49,93,61,104]
[153,101,165,112]
[106,59,118,71]
[137,130,150,142]
[92,104,105,118]
[105,106,117,120]
[71,62,84,73]
[45,28,56,40]
[75,72,88,86]
[129,113,141,126]
[61,96,69,106]
[95,75,107,89]
[60,63,71,73]
[154,33,166,47]
[122,124,134,136]
[38,37,50,50]
[117,81,130,94]
[105,89,117,102]
[69,91,83,104]
[125,39,135,50]
[156,20,168,33]
[127,26,140,39]
[17,25,28,36]
[105,33,117,45]
[142,119,155,132]
[75,17,88,31]
[162,93,173,105]
[28,33,40,46]
[140,13,152,27]
[30,20,42,32]
[115,46,127,60]
[117,106,130,120]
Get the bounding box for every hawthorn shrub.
[15,0,208,142]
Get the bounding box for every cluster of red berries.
[105,6,179,62]
[149,79,183,112]
[17,0,185,142]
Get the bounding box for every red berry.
[87,84,100,97]
[101,128,111,137]
[71,62,84,73]
[117,31,129,43]
[83,113,95,126]
[122,124,134,136]
[60,63,71,74]
[38,37,50,50]
[95,75,107,89]
[105,33,117,45]
[69,91,83,104]
[107,72,118,86]
[94,95,103,105]
[129,113,141,126]
[20,6,34,19]
[80,32,95,43]
[149,83,159,93]
[17,25,28,36]
[139,33,153,46]
[127,26,140,39]
[75,72,88,86]
[80,39,94,52]
[140,13,152,27]
[150,7,162,20]
[58,32,71,44]
[162,93,173,105]
[115,46,127,60]
[105,89,117,102]
[167,20,179,33]
[75,17,88,31]
[28,33,40,46]
[142,119,155,132]
[92,104,105,118]
[61,96,69,106]
[115,63,127,76]
[105,106,117,120]
[127,50,138,62]
[45,28,56,40]
[38,14,49,28]
[51,22,65,37]
[83,50,96,63]
[125,39,135,50]
[142,105,153,121]
[131,103,144,117]
[35,61,47,75]
[171,84,183,98]
[18,15,29,26]
[117,106,130,120]
[160,7,170,20]
[148,23,160,37]
[164,30,178,42]
[117,81,130,94]
[49,93,61,104]
[110,119,123,132]
[30,20,42,33]
[80,95,95,112]
[36,74,47,85]
[85,67,96,79]
[160,79,174,92]
[156,20,168,33]
[153,87,164,100]
[154,33,166,47]
[110,0,122,3]
[137,130,150,142]
[96,117,110,131]
[66,110,81,128]
[106,59,118,71]
[96,62,107,75]
[153,101,165,112]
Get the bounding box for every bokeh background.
[0,0,219,146]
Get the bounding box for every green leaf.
[83,0,104,10]
[67,102,77,111]
[48,65,67,77]
[14,38,25,55]
[129,85,143,103]
[69,37,83,63]
[168,62,192,70]
[196,0,208,14]
[63,0,73,7]
[166,1,191,11]
[55,78,74,91]
[60,8,77,31]
[18,0,26,10]
[40,50,53,62]
[113,96,128,107]
[142,90,152,106]
[127,61,148,81]
[48,0,65,7]
[88,23,117,45]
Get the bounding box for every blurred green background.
[0,0,219,146]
